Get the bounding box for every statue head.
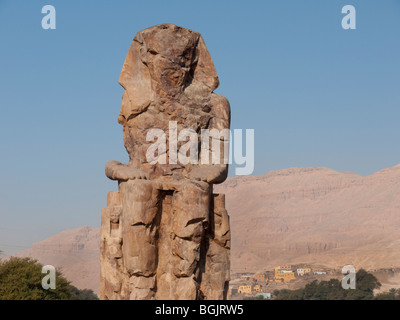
[118,24,219,125]
[140,24,197,90]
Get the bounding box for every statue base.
[100,179,230,300]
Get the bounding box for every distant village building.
[297,267,312,276]
[279,265,293,271]
[257,292,271,299]
[313,271,327,275]
[253,273,266,283]
[274,267,296,283]
[238,285,252,294]
[297,268,305,276]
[237,282,267,295]
[227,286,238,299]
[253,284,263,293]
[265,271,274,282]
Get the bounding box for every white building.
[280,270,294,274]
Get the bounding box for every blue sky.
[1,0,399,255]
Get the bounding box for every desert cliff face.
[15,165,400,294]
[216,164,400,273]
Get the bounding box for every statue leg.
[171,181,210,299]
[200,193,231,300]
[100,191,126,300]
[119,179,161,300]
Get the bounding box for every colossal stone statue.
[100,24,231,300]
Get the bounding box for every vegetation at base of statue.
[273,269,400,300]
[0,257,98,300]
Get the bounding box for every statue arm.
[105,160,148,181]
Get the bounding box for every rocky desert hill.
[15,226,100,294]
[216,164,400,274]
[14,164,400,294]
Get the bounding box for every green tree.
[286,289,303,300]
[272,289,280,297]
[69,286,99,300]
[303,280,318,300]
[273,289,292,300]
[374,288,400,300]
[355,269,381,293]
[0,257,97,300]
[345,269,381,300]
[374,292,396,300]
